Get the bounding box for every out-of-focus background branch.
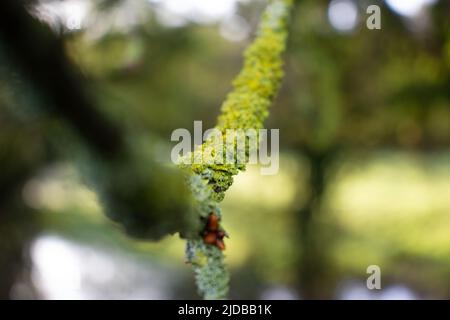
[0,0,195,299]
[0,0,449,299]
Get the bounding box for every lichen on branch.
[180,0,293,299]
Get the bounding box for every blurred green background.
[0,0,449,299]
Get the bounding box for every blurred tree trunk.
[0,121,46,299]
[0,212,23,298]
[0,208,38,299]
[295,148,334,299]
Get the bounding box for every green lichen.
[180,0,293,299]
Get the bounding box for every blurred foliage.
[0,0,449,299]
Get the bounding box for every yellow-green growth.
[181,0,293,299]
